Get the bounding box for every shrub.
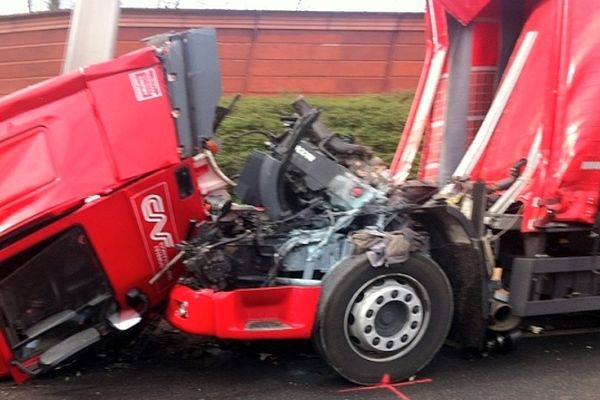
[215,93,414,176]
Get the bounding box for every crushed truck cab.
[0,32,212,382]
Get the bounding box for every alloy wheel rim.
[344,273,430,362]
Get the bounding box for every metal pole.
[62,0,121,73]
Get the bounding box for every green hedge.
[215,93,414,176]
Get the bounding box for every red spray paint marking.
[338,374,433,400]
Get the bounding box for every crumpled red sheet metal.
[394,0,600,231]
[522,0,600,228]
[472,0,600,229]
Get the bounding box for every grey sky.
[0,0,425,15]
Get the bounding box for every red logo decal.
[132,183,178,281]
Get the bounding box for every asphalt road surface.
[1,322,599,400]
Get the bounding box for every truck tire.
[314,253,453,385]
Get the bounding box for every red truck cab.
[0,31,219,382]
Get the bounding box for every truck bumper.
[167,284,321,339]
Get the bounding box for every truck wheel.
[314,253,453,385]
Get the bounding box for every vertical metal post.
[62,0,121,73]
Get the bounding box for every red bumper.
[167,284,321,339]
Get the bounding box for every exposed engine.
[178,97,423,290]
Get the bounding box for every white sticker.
[129,68,162,102]
[581,161,600,170]
[294,145,316,162]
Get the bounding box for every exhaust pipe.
[492,299,513,322]
[488,285,522,332]
[489,299,521,332]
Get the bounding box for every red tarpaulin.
[392,0,600,230]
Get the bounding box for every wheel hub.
[348,278,424,353]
